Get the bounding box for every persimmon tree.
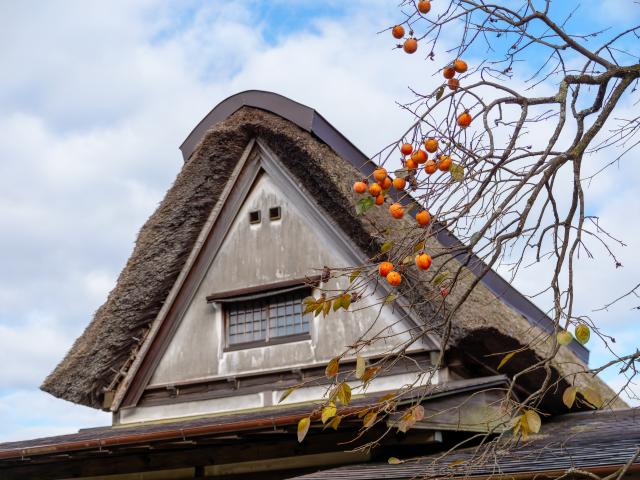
[295,0,639,473]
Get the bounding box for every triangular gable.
[113,139,437,414]
[42,92,596,412]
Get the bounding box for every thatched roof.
[41,91,620,410]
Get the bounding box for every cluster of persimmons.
[352,100,472,289]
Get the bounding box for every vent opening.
[269,206,282,221]
[249,210,261,224]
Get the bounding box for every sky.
[0,0,638,442]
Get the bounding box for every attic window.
[249,210,261,224]
[207,277,321,350]
[269,206,281,221]
[224,289,310,348]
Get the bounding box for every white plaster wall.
[149,171,426,388]
[119,370,439,424]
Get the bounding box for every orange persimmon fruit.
[393,177,406,190]
[415,253,432,270]
[416,210,431,226]
[424,138,438,153]
[392,25,405,39]
[403,38,418,54]
[453,58,468,73]
[389,203,405,219]
[379,261,394,277]
[387,271,402,286]
[457,111,472,128]
[353,181,367,194]
[373,168,388,182]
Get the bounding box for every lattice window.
[225,289,310,346]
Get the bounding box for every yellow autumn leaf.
[337,382,352,405]
[321,403,337,424]
[297,417,310,443]
[356,355,366,379]
[562,386,577,409]
[557,330,573,345]
[332,297,342,311]
[325,357,339,379]
[322,300,331,318]
[328,415,342,430]
[524,409,541,434]
[362,367,380,383]
[383,293,397,305]
[497,351,516,370]
[581,387,603,409]
[575,324,591,345]
[349,269,361,284]
[388,457,403,465]
[340,293,351,310]
[363,411,377,428]
[278,387,296,404]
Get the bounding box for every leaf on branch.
[450,163,465,182]
[412,405,425,422]
[297,417,310,443]
[321,403,337,424]
[340,293,351,310]
[362,366,380,384]
[279,387,296,404]
[497,351,516,371]
[432,270,449,286]
[322,300,331,318]
[524,409,541,434]
[402,255,414,265]
[356,355,366,379]
[388,457,404,465]
[575,324,591,345]
[356,196,375,216]
[380,241,394,253]
[384,293,398,305]
[395,168,410,179]
[337,382,352,405]
[413,241,425,253]
[328,415,342,430]
[562,386,577,409]
[332,297,342,311]
[349,269,361,284]
[325,358,339,379]
[303,296,319,314]
[557,330,573,345]
[580,387,603,409]
[363,411,377,428]
[435,85,445,101]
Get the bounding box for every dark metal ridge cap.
[179,90,588,364]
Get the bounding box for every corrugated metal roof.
[289,408,640,479]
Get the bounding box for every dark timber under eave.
[180,90,589,363]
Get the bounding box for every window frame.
[207,277,320,352]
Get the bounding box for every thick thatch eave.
[41,99,620,410]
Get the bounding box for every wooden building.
[0,91,634,480]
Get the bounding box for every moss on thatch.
[41,106,623,410]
